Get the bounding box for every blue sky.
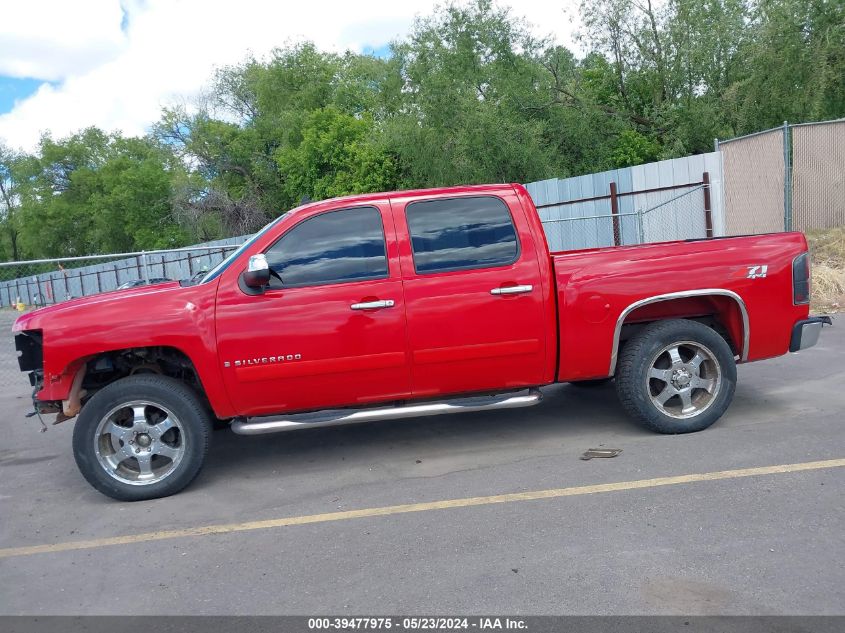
[0,44,391,117]
[0,77,48,114]
[362,44,393,60]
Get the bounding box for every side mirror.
[242,254,271,290]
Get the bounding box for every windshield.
[199,215,286,284]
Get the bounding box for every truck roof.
[285,183,518,220]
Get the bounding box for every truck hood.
[12,281,190,332]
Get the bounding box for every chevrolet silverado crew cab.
[13,184,830,500]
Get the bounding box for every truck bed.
[550,232,810,381]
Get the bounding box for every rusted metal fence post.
[609,181,621,246]
[703,172,713,238]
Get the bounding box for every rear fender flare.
[608,289,749,375]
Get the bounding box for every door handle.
[351,299,395,310]
[490,285,533,296]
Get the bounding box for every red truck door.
[391,190,548,398]
[214,201,412,417]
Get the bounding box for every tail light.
[792,252,810,305]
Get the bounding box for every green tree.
[13,129,188,257]
[155,43,399,220]
[0,142,23,260]
[275,107,398,202]
[727,0,845,131]
[611,129,662,166]
[385,0,563,185]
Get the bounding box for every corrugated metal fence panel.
[526,152,722,251]
[615,169,638,245]
[527,169,626,251]
[525,178,564,251]
[703,152,725,237]
[630,154,710,242]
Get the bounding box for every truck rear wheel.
[72,375,211,501]
[615,319,736,434]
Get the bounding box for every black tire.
[615,319,736,434]
[72,375,211,501]
[568,378,612,388]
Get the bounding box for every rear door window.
[405,196,519,274]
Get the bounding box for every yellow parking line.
[1,458,843,560]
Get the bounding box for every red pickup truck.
[13,184,829,500]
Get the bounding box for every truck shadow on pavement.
[198,383,654,485]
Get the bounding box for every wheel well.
[613,293,748,374]
[81,346,205,402]
[620,315,735,352]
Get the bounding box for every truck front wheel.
[615,319,737,434]
[72,375,211,501]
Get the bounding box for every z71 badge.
[747,265,768,279]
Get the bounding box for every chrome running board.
[231,388,542,436]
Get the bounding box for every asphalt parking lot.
[0,312,842,615]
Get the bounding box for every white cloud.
[0,0,126,80]
[0,0,580,151]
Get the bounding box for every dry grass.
[806,227,845,312]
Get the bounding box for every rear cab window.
[405,196,520,274]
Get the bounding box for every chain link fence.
[0,309,24,401]
[539,197,633,250]
[792,119,845,231]
[718,127,787,235]
[635,184,710,243]
[0,240,245,397]
[0,240,245,309]
[716,117,845,235]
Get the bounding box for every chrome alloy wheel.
[93,401,185,485]
[645,340,722,419]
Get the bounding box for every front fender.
[20,281,236,419]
